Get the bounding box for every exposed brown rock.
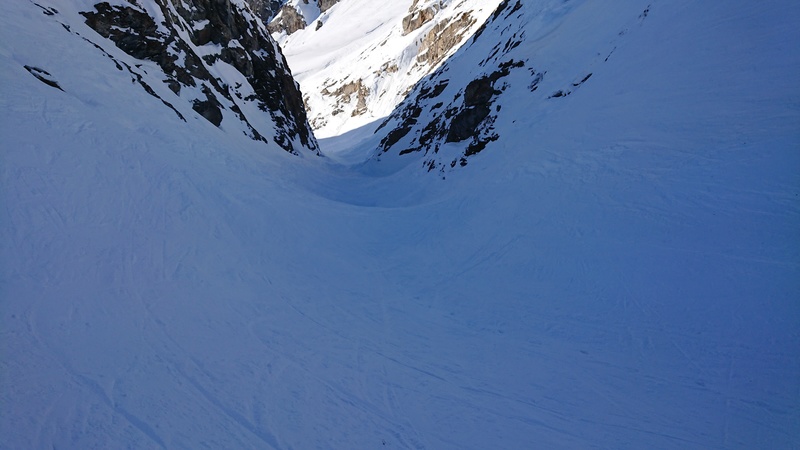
[417,12,475,67]
[322,78,370,117]
[402,6,437,35]
[317,0,340,13]
[374,62,399,76]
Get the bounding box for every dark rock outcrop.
[247,0,287,21]
[377,57,522,171]
[317,0,340,13]
[80,0,317,155]
[24,65,64,91]
[446,103,490,143]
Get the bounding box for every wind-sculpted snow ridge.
[22,0,318,155]
[271,0,503,138]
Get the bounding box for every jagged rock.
[376,79,448,152]
[402,6,437,35]
[267,4,306,35]
[317,0,341,13]
[247,0,287,21]
[377,57,525,170]
[352,91,368,116]
[80,0,317,155]
[417,12,476,67]
[192,90,224,127]
[444,75,499,143]
[82,3,165,61]
[321,78,369,118]
[446,104,490,142]
[371,0,531,173]
[464,76,497,106]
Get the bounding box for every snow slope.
[2,0,799,449]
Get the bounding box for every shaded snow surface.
[2,0,799,448]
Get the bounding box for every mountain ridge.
[23,0,319,155]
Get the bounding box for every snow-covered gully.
[1,1,798,448]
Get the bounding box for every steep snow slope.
[2,0,799,449]
[272,0,503,138]
[14,0,318,155]
[369,0,662,173]
[368,0,800,177]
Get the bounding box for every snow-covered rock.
[370,0,655,174]
[27,0,318,154]
[272,0,502,138]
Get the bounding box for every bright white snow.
[1,0,799,449]
[275,0,502,138]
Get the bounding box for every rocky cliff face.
[77,0,317,155]
[246,0,286,21]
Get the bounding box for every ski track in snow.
[2,0,800,449]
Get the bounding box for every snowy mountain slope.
[366,0,800,177]
[3,0,800,449]
[271,0,503,138]
[14,0,318,155]
[365,0,649,174]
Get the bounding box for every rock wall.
[81,0,318,154]
[246,0,287,21]
[417,11,476,67]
